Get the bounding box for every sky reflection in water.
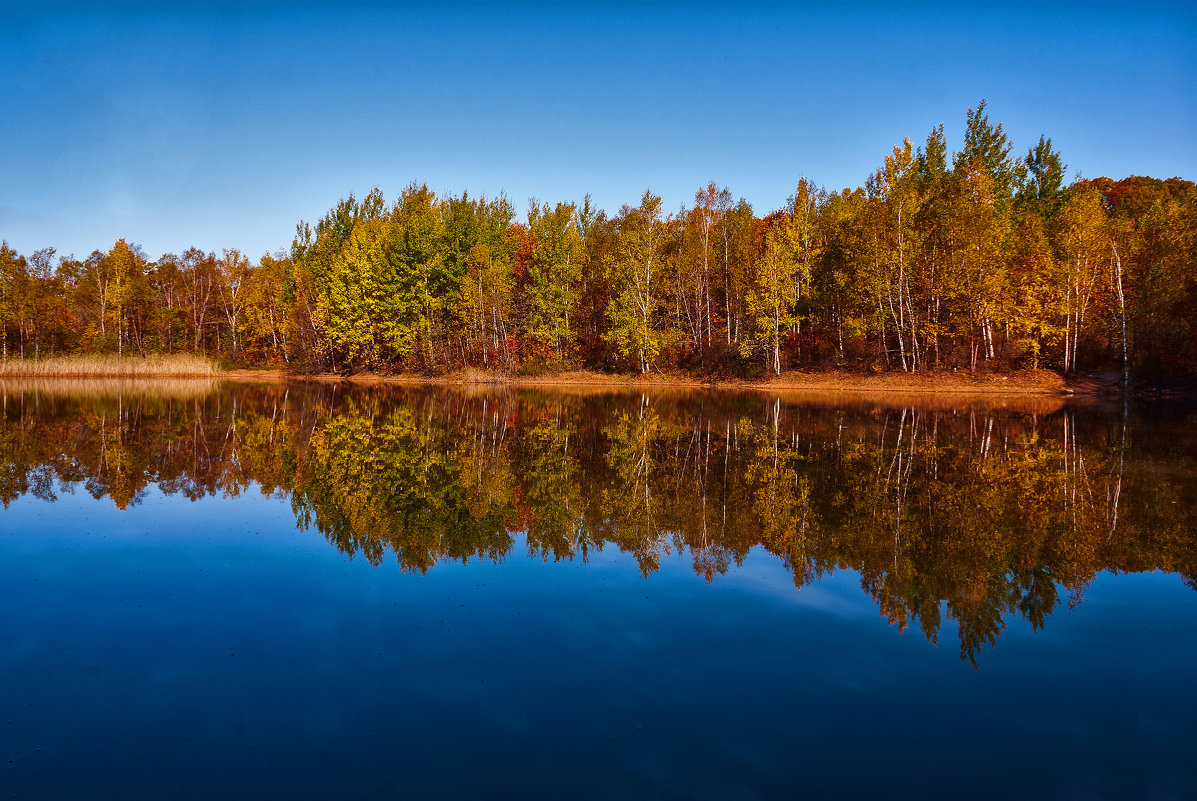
[1,383,1194,800]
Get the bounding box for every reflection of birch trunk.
[638,395,650,510]
[721,419,730,542]
[1063,410,1071,516]
[931,414,939,481]
[1062,409,1099,534]
[699,421,709,551]
[772,397,780,467]
[1107,402,1127,543]
[883,407,915,569]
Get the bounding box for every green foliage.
[604,191,671,374]
[391,184,451,367]
[1018,135,1067,214]
[526,201,583,363]
[954,99,1021,205]
[742,216,800,373]
[444,192,517,366]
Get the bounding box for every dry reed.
[0,354,220,377]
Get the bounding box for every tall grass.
[0,354,220,377]
[459,367,511,384]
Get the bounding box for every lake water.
[1,381,1194,800]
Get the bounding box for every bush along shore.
[2,105,1194,386]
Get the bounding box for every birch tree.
[605,191,670,374]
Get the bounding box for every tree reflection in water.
[2,381,1194,664]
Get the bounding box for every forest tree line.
[2,103,1194,379]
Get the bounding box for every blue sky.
[2,1,1194,260]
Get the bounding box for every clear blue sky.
[2,1,1194,260]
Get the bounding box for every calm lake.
[1,381,1194,800]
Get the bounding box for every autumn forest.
[2,103,1195,380]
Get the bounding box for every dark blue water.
[1,386,1195,799]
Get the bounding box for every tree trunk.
[1110,241,1129,386]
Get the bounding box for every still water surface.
[1,382,1195,799]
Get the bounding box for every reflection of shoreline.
[0,369,1128,411]
[287,367,1103,398]
[0,374,1075,413]
[278,374,1078,413]
[0,377,221,399]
